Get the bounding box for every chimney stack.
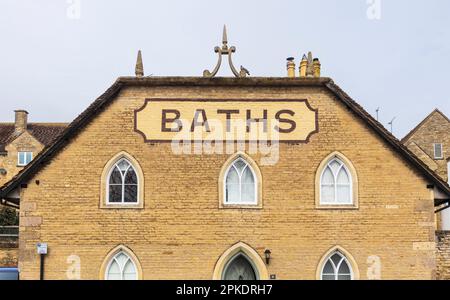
[286,57,296,78]
[14,110,28,133]
[313,58,321,77]
[299,52,321,78]
[299,55,307,77]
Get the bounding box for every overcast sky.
[0,0,449,138]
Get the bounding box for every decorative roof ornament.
[203,25,249,78]
[306,51,314,77]
[135,50,144,77]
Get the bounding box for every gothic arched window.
[224,158,257,205]
[107,158,139,204]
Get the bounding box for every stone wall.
[436,231,450,279]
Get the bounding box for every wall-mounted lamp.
[264,249,271,265]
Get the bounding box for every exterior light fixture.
[264,249,271,265]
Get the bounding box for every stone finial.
[203,25,249,78]
[222,25,228,49]
[306,51,314,77]
[135,50,144,77]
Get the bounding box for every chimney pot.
[299,54,308,77]
[286,57,296,78]
[313,58,321,77]
[14,110,28,133]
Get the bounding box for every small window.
[107,158,138,204]
[321,251,353,280]
[434,143,443,159]
[224,158,257,205]
[105,251,137,280]
[17,151,33,166]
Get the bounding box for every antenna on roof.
[376,107,380,121]
[388,117,396,134]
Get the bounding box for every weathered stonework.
[15,82,437,279]
[436,231,450,279]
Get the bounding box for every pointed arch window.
[320,157,352,205]
[321,251,353,280]
[224,158,257,205]
[105,251,137,280]
[107,158,138,204]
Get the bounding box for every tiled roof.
[0,123,68,151]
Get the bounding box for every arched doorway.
[212,242,269,280]
[222,253,258,280]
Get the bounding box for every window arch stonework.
[100,151,144,209]
[212,242,269,280]
[315,151,359,209]
[218,152,263,209]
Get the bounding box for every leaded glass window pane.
[109,185,122,203]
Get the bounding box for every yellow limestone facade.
[13,78,440,280]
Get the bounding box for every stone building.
[0,111,66,269]
[402,109,450,183]
[402,109,450,279]
[0,37,450,279]
[0,111,67,194]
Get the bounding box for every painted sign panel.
[134,99,318,143]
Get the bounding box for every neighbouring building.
[402,109,450,279]
[0,111,67,190]
[1,32,450,279]
[402,109,450,183]
[0,111,66,269]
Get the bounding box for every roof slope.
[1,76,449,202]
[402,109,450,143]
[0,123,68,152]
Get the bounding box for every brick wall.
[18,84,436,279]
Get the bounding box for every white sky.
[0,0,449,138]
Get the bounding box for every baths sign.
[134,98,318,143]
